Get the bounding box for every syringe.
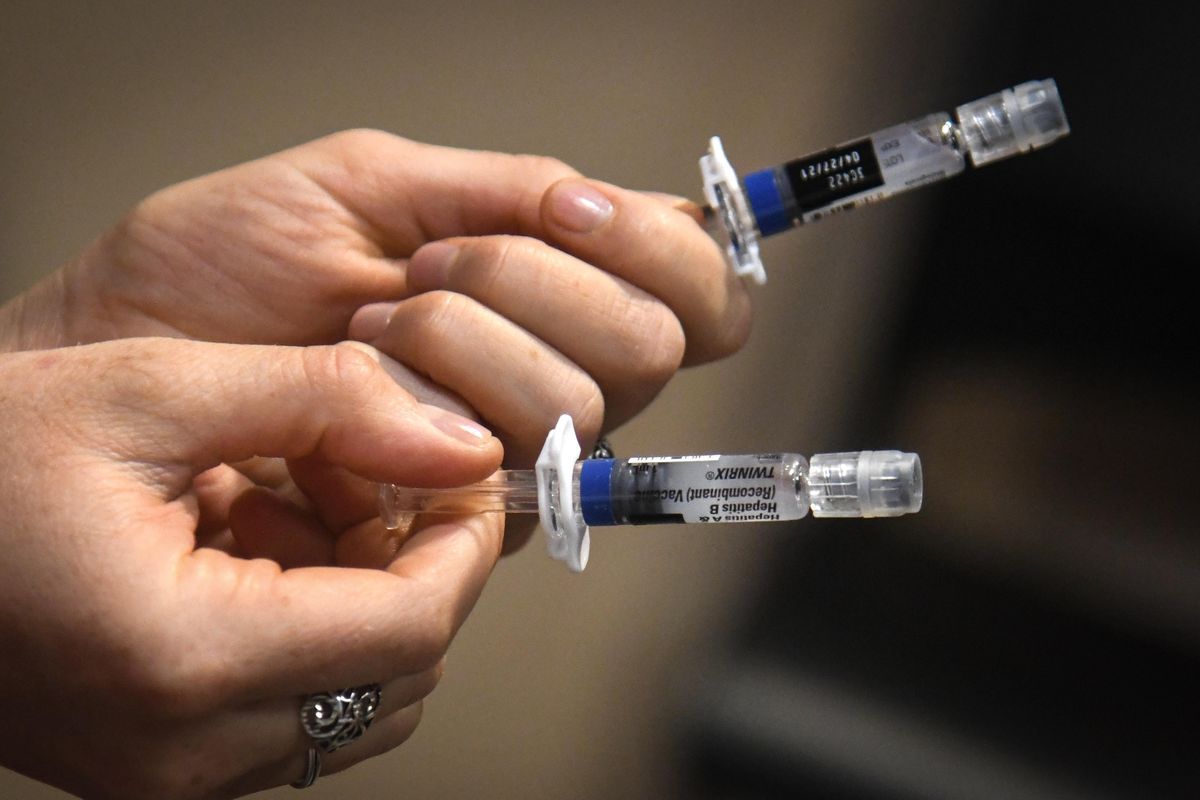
[701,78,1070,283]
[379,416,922,572]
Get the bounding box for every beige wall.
[1,3,971,797]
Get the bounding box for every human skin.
[0,338,505,798]
[0,129,749,451]
[0,132,753,795]
[0,129,751,551]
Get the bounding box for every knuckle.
[614,301,686,386]
[323,127,404,154]
[560,376,606,446]
[302,342,382,396]
[462,235,535,292]
[122,192,168,242]
[394,290,473,348]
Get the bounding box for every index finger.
[280,130,581,253]
[537,177,752,364]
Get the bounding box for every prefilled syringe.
[379,416,922,572]
[701,78,1070,283]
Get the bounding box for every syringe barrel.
[576,451,922,526]
[743,112,965,232]
[579,454,809,526]
[738,78,1068,237]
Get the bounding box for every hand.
[2,130,752,465]
[0,339,503,798]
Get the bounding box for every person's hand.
[1,130,752,466]
[0,338,503,798]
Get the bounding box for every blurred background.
[3,2,1197,798]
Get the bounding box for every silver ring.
[299,684,382,753]
[290,746,322,789]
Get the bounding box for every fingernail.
[349,302,398,341]
[407,241,460,291]
[419,405,493,446]
[547,180,614,233]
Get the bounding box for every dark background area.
[677,4,1200,798]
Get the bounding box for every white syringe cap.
[699,136,767,285]
[807,450,923,518]
[536,414,590,572]
[955,79,1070,167]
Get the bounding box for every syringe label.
[627,455,719,464]
[783,138,883,216]
[607,455,806,525]
[685,485,776,503]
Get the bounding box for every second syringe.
[380,416,922,571]
[701,78,1070,283]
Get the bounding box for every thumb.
[57,338,502,492]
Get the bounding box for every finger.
[369,291,604,466]
[335,513,415,570]
[289,465,520,570]
[334,510,523,570]
[41,338,505,700]
[639,190,707,225]
[228,486,335,568]
[319,473,529,566]
[273,345,482,536]
[193,463,255,542]
[280,130,582,253]
[175,510,503,703]
[228,456,296,493]
[254,702,424,792]
[227,667,436,796]
[198,529,241,555]
[539,177,752,365]
[402,236,685,428]
[282,132,749,363]
[271,666,441,757]
[286,452,382,533]
[500,516,539,556]
[339,338,479,421]
[322,702,423,776]
[70,339,501,498]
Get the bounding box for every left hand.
[0,338,505,798]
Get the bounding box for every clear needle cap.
[807,450,923,518]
